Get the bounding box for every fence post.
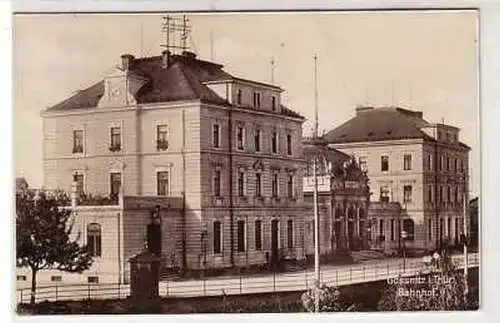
[87,284,91,300]
[273,271,276,292]
[55,285,58,302]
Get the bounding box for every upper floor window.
[454,158,458,173]
[428,184,433,202]
[447,186,451,202]
[287,220,293,249]
[380,186,390,202]
[156,124,168,151]
[157,171,169,196]
[287,174,294,198]
[237,171,245,197]
[460,159,464,173]
[212,124,220,148]
[213,169,221,197]
[359,157,367,172]
[381,156,389,172]
[110,172,121,198]
[286,134,293,155]
[72,130,84,154]
[271,96,276,111]
[255,173,262,197]
[237,89,242,106]
[446,156,450,171]
[253,92,261,108]
[272,173,279,197]
[87,223,102,257]
[271,132,278,154]
[403,154,412,171]
[110,127,121,151]
[427,155,432,170]
[403,185,413,203]
[254,129,261,152]
[236,126,244,150]
[74,173,84,196]
[439,156,444,171]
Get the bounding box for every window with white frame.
[87,223,102,257]
[212,123,220,148]
[110,126,121,151]
[110,172,121,197]
[403,185,413,203]
[156,124,168,151]
[381,156,389,172]
[403,154,412,170]
[157,171,169,196]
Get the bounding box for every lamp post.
[201,224,208,280]
[400,230,408,272]
[462,194,469,304]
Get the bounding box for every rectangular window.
[157,171,169,196]
[254,129,261,152]
[286,134,292,155]
[213,170,221,197]
[390,219,395,241]
[427,155,432,170]
[75,174,84,196]
[236,126,244,150]
[446,157,450,171]
[271,96,276,111]
[87,276,99,284]
[428,218,432,240]
[455,218,459,242]
[447,218,451,238]
[380,186,390,202]
[447,186,451,202]
[237,220,245,252]
[237,89,242,105]
[439,186,444,203]
[156,124,168,150]
[212,124,220,148]
[271,132,278,153]
[428,184,433,202]
[403,185,412,203]
[272,173,279,197]
[381,156,389,172]
[287,175,294,198]
[72,130,84,153]
[454,158,458,173]
[110,127,121,151]
[359,157,367,172]
[255,173,262,197]
[403,154,412,170]
[253,92,261,108]
[16,275,26,281]
[255,220,262,250]
[460,159,464,173]
[110,172,121,197]
[287,220,293,249]
[213,221,222,254]
[51,276,62,282]
[238,171,245,197]
[439,156,444,171]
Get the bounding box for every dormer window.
[253,92,261,109]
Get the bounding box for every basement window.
[51,276,62,282]
[87,276,99,284]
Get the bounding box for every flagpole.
[313,53,320,313]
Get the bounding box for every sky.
[12,10,480,196]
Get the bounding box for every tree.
[301,284,358,312]
[377,251,475,311]
[16,190,94,304]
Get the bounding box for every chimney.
[355,105,374,115]
[182,51,197,59]
[121,54,135,71]
[162,50,172,69]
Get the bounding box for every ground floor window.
[287,220,293,249]
[255,220,262,250]
[213,221,222,254]
[237,220,245,252]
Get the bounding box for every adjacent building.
[302,138,371,259]
[39,50,308,282]
[323,106,471,251]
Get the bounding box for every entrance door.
[271,220,279,268]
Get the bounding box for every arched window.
[87,223,102,257]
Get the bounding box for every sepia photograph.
[12,9,480,314]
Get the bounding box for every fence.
[17,253,479,304]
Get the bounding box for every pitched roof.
[323,107,435,144]
[46,52,304,120]
[301,137,350,165]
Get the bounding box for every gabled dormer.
[97,54,149,108]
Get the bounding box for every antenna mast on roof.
[313,54,319,138]
[161,15,191,54]
[271,57,276,85]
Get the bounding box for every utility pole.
[313,53,320,313]
[463,193,469,304]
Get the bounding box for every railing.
[17,253,479,304]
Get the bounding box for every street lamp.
[400,230,408,272]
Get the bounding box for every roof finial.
[270,57,276,84]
